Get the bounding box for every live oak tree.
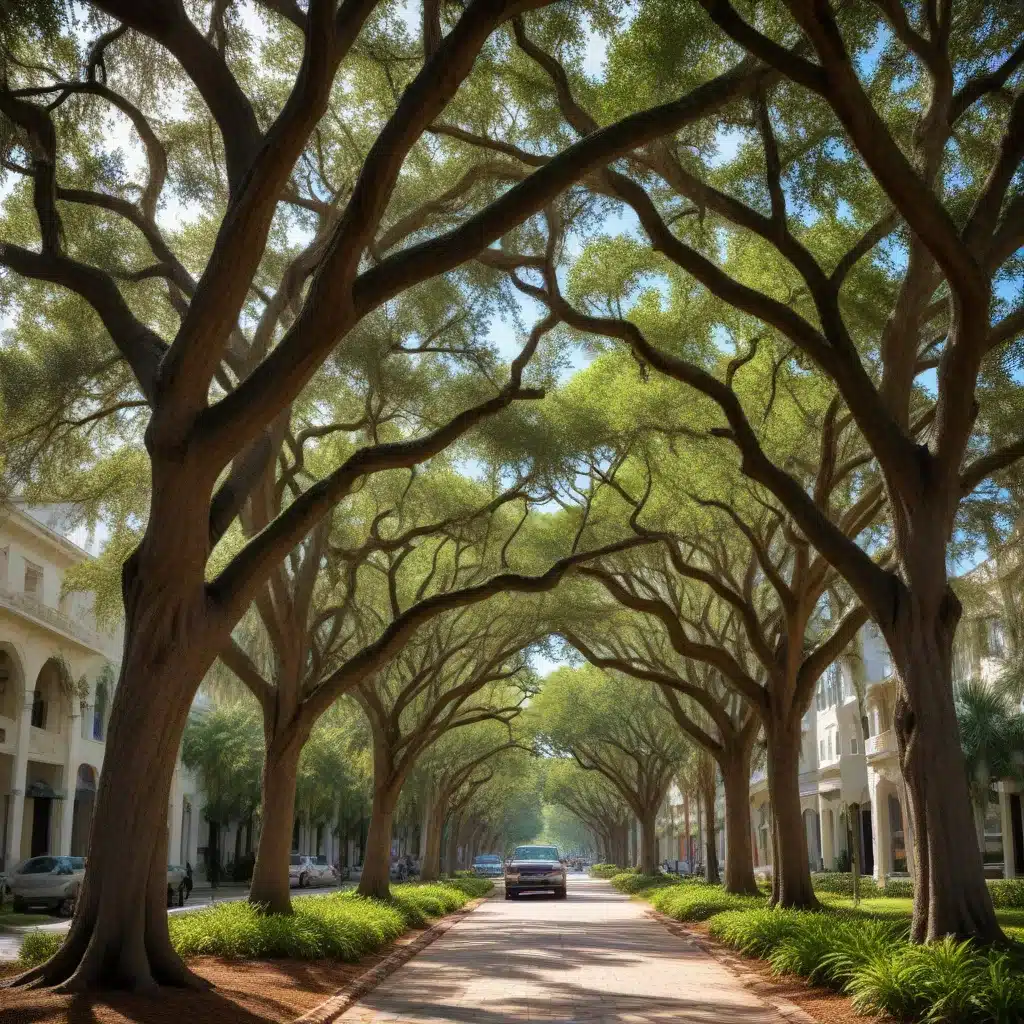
[2,0,783,984]
[478,1,1024,941]
[531,664,689,874]
[353,613,537,899]
[565,622,760,894]
[415,720,527,881]
[543,757,632,866]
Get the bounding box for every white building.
[0,502,198,873]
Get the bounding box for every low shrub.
[442,877,493,899]
[18,880,479,967]
[388,882,468,927]
[589,863,623,879]
[882,876,915,898]
[811,872,881,898]
[608,871,682,894]
[988,878,1024,910]
[17,930,63,968]
[649,882,763,922]
[708,905,1022,1024]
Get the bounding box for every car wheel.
[505,888,517,900]
[178,882,186,907]
[299,873,308,889]
[58,893,77,918]
[166,885,175,908]
[555,886,567,900]
[12,896,27,914]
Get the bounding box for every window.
[827,733,833,760]
[861,715,871,740]
[850,736,859,755]
[30,689,46,729]
[24,560,43,599]
[819,738,825,760]
[816,681,826,712]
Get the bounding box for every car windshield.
[55,857,85,871]
[512,847,559,861]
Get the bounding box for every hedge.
[880,876,1024,909]
[18,879,490,968]
[589,863,627,879]
[812,872,882,898]
[608,871,683,894]
[648,882,764,922]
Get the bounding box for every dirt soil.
[682,920,871,1024]
[0,934,420,1024]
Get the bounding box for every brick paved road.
[339,876,786,1023]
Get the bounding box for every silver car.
[289,854,335,888]
[504,845,567,899]
[10,855,85,916]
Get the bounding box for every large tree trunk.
[358,783,400,900]
[720,751,757,894]
[11,547,213,991]
[639,809,659,874]
[702,777,720,885]
[891,589,1002,942]
[249,733,304,914]
[419,799,444,882]
[443,814,462,875]
[765,714,817,909]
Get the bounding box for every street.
[339,874,787,1023]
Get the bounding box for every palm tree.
[953,679,1024,851]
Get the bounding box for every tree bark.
[702,779,720,885]
[357,783,400,900]
[639,810,658,874]
[10,552,211,991]
[248,734,304,914]
[419,799,444,882]
[891,590,1002,941]
[765,714,817,909]
[720,751,758,894]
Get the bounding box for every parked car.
[167,864,188,907]
[504,845,567,900]
[472,853,503,877]
[289,854,335,888]
[9,855,85,916]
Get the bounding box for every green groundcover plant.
[596,870,1024,1023]
[18,880,490,968]
[588,863,624,879]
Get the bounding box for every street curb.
[293,894,489,1024]
[643,908,819,1024]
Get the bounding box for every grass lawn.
[821,894,1024,940]
[0,910,59,929]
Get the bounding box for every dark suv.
[504,845,567,899]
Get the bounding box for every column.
[818,795,834,870]
[6,688,35,867]
[168,764,183,867]
[869,770,890,883]
[58,700,83,855]
[999,785,1016,879]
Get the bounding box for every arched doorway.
[0,645,26,870]
[71,764,98,856]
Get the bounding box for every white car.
[289,854,335,888]
[9,855,85,916]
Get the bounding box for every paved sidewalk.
[339,876,786,1023]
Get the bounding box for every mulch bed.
[653,916,872,1024]
[0,948,400,1023]
[0,896,488,1024]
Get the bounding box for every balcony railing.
[865,729,896,758]
[0,583,105,650]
